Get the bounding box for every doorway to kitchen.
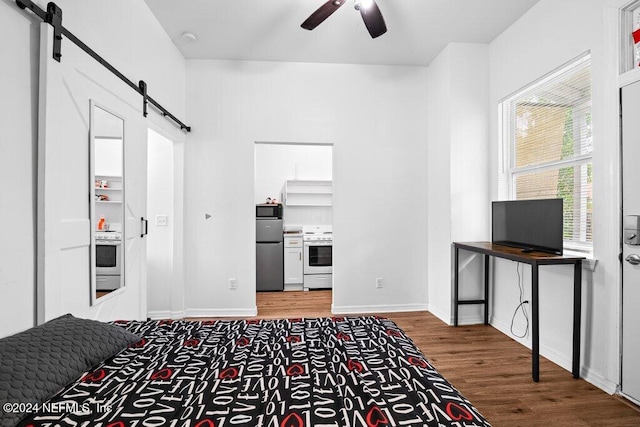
[146,128,184,319]
[254,142,333,314]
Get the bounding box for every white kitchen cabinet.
[281,180,332,206]
[95,175,122,203]
[94,175,123,231]
[284,236,303,285]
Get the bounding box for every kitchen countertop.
[283,225,303,236]
[284,232,303,237]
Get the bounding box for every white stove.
[302,225,332,290]
[95,231,122,291]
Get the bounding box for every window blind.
[500,55,592,253]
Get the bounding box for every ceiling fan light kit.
[354,0,374,11]
[301,0,387,39]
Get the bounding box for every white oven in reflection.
[96,239,121,290]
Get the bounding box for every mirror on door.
[90,101,125,304]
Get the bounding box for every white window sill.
[564,249,597,271]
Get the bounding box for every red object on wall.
[633,28,640,44]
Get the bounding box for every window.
[499,54,592,254]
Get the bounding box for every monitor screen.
[492,199,563,255]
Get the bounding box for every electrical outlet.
[376,278,383,289]
[229,278,237,290]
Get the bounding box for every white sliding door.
[37,23,147,323]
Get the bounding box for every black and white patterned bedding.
[19,316,491,426]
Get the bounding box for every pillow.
[0,314,140,427]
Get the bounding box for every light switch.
[156,215,168,226]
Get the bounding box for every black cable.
[510,262,530,338]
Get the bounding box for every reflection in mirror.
[90,101,125,305]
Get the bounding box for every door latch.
[625,254,640,265]
[624,216,640,245]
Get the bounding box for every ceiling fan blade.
[301,0,347,31]
[359,0,387,38]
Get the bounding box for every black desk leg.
[572,261,582,379]
[454,246,459,326]
[484,254,489,325]
[532,263,540,382]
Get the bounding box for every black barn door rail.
[16,0,191,132]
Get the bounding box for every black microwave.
[256,203,283,219]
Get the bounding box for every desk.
[452,242,585,382]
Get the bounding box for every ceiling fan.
[301,0,387,39]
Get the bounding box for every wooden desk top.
[454,241,585,265]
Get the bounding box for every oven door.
[304,241,332,274]
[96,241,122,276]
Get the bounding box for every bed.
[1,315,491,426]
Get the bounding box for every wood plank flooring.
[251,290,640,427]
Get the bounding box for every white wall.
[95,138,123,177]
[254,143,332,204]
[0,0,40,336]
[0,0,186,337]
[488,0,621,392]
[145,126,185,321]
[147,129,175,318]
[426,46,453,321]
[185,60,429,316]
[426,43,490,323]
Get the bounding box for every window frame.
[498,53,593,255]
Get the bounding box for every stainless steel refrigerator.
[256,218,284,291]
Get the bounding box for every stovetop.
[95,231,122,241]
[302,225,332,241]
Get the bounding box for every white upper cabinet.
[281,180,333,206]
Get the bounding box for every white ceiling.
[144,0,541,67]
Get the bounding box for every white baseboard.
[426,304,451,325]
[184,307,258,318]
[454,315,486,325]
[331,302,429,315]
[491,316,619,395]
[147,310,185,320]
[426,302,486,326]
[582,367,619,395]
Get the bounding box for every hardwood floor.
[253,290,640,427]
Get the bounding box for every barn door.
[37,23,147,323]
